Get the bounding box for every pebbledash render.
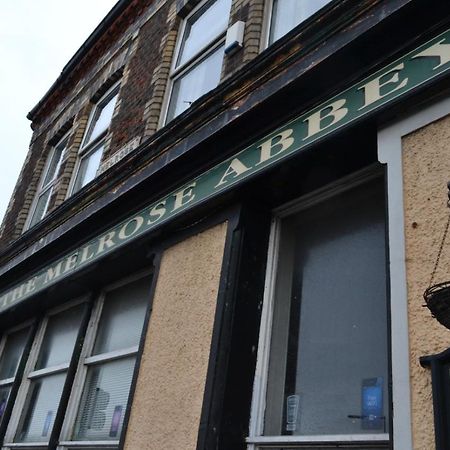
[0,1,449,450]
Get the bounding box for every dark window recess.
[421,348,450,450]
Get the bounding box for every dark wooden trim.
[196,204,271,450]
[4,0,450,280]
[119,256,161,450]
[0,320,39,445]
[49,295,96,450]
[420,349,450,450]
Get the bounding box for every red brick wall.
[0,0,266,250]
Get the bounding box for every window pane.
[0,327,29,379]
[86,93,118,145]
[35,304,84,370]
[73,357,135,441]
[15,372,66,442]
[73,145,104,193]
[265,179,389,437]
[67,448,116,450]
[93,277,150,355]
[167,44,224,121]
[29,188,52,228]
[269,0,332,43]
[263,447,388,450]
[0,385,11,424]
[42,137,67,187]
[177,0,232,67]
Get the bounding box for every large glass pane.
[68,448,116,450]
[0,327,29,379]
[73,357,135,441]
[265,179,389,437]
[177,0,232,67]
[269,0,332,43]
[263,448,388,450]
[42,137,67,187]
[93,277,150,355]
[86,93,118,145]
[73,145,104,193]
[0,385,11,423]
[167,44,224,121]
[35,304,83,370]
[15,372,66,442]
[29,188,52,228]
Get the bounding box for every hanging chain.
[429,204,450,288]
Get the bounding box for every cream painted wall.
[124,222,228,450]
[402,114,450,450]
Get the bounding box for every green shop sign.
[1,28,449,312]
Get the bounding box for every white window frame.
[0,272,151,450]
[25,133,69,231]
[261,0,334,49]
[377,96,450,450]
[68,83,120,196]
[0,322,33,423]
[160,0,231,126]
[57,270,151,450]
[3,298,87,449]
[247,168,391,449]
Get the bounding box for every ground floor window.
[0,325,32,429]
[248,173,390,448]
[0,271,152,449]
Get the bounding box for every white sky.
[0,0,119,224]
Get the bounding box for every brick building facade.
[0,1,449,449]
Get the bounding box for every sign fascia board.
[1,28,449,312]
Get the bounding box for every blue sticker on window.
[362,377,384,430]
[42,410,53,436]
[109,405,123,437]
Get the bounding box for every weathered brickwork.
[51,108,91,207]
[243,0,265,62]
[0,0,267,249]
[223,0,265,77]
[0,133,47,243]
[109,1,173,153]
[143,3,179,136]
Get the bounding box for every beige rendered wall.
[402,113,450,450]
[124,222,228,450]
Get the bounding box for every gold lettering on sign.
[80,244,95,264]
[148,201,167,224]
[303,99,348,139]
[118,216,144,240]
[173,183,197,210]
[64,253,79,273]
[97,231,116,254]
[215,158,251,188]
[11,284,25,302]
[44,261,63,284]
[256,129,295,165]
[413,39,450,69]
[358,63,408,110]
[25,277,37,295]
